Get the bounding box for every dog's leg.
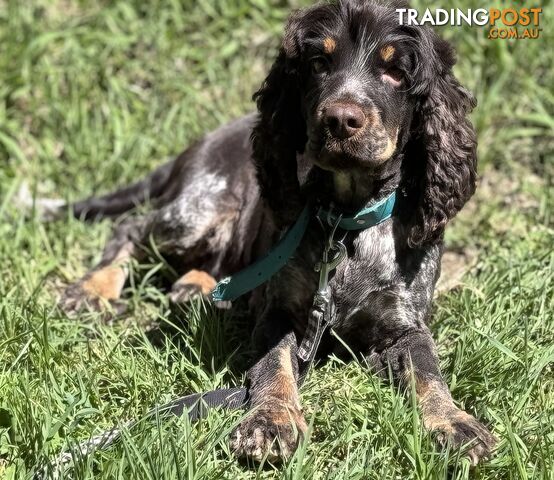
[61,189,240,315]
[60,219,143,315]
[369,328,496,465]
[230,318,307,463]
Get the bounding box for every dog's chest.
[274,220,402,326]
[330,221,402,319]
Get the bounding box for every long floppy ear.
[251,8,321,226]
[407,32,478,247]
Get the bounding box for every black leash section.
[163,386,248,420]
[52,387,249,467]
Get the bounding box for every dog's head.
[252,0,477,246]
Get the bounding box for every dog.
[47,0,496,465]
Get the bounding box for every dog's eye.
[310,56,329,75]
[382,67,403,87]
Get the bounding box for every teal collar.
[211,190,397,302]
[316,190,397,231]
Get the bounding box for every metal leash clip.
[315,208,347,294]
[315,240,347,294]
[298,211,347,365]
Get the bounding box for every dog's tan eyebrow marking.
[323,37,336,54]
[380,45,395,62]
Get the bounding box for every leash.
[53,388,249,468]
[53,190,397,468]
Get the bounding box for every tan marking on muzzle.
[323,37,336,54]
[377,128,399,162]
[380,45,395,62]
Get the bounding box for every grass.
[0,0,553,478]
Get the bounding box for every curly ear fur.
[408,32,478,247]
[251,51,305,226]
[251,17,306,226]
[252,5,336,226]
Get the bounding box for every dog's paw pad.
[229,403,306,463]
[59,283,126,317]
[431,409,497,465]
[168,283,202,304]
[168,283,231,309]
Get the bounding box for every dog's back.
[49,112,274,312]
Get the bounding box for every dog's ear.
[251,9,319,226]
[407,31,478,247]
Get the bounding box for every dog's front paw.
[229,401,307,463]
[426,407,497,465]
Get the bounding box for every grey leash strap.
[163,386,248,419]
[297,289,335,384]
[52,288,333,470]
[52,387,248,470]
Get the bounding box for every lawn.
[0,0,553,478]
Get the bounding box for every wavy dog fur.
[56,0,494,466]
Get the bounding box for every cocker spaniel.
[54,0,496,465]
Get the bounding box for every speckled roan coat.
[57,0,496,465]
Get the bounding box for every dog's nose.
[324,103,366,139]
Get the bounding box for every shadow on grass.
[145,297,255,382]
